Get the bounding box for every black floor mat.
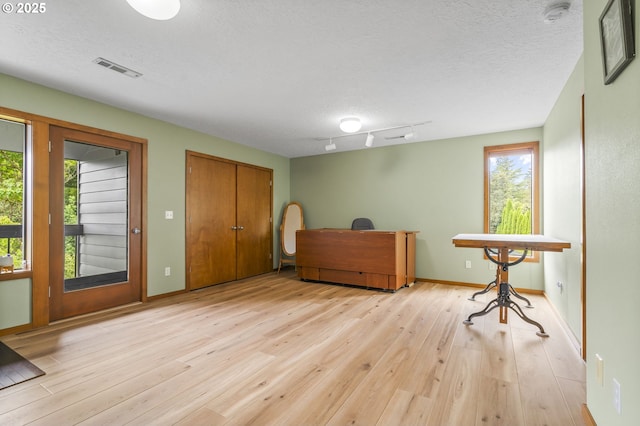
[0,341,45,390]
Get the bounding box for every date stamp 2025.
[2,2,47,14]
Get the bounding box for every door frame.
[580,94,587,360]
[0,106,147,329]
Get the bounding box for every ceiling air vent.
[93,57,142,78]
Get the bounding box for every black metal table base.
[468,279,534,308]
[463,283,548,337]
[463,247,548,337]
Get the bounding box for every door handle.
[132,227,141,234]
[238,226,244,231]
[231,226,238,230]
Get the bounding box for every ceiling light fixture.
[365,133,374,148]
[325,138,337,152]
[126,0,181,20]
[339,117,362,133]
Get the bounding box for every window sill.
[0,269,33,281]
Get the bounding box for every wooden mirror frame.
[278,202,304,273]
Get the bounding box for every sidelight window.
[0,118,29,271]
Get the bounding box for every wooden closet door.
[236,165,272,279]
[187,154,237,289]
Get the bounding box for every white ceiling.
[0,0,583,158]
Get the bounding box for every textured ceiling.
[0,0,583,158]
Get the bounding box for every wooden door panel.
[187,155,237,289]
[49,126,142,321]
[236,165,272,279]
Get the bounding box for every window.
[0,118,27,270]
[64,156,79,279]
[484,141,540,259]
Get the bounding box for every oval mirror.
[278,202,304,273]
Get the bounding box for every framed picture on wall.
[599,0,635,85]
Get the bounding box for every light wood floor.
[0,271,586,425]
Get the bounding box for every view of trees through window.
[0,148,79,275]
[488,153,532,233]
[0,118,26,270]
[64,159,79,279]
[485,142,539,238]
[0,149,24,268]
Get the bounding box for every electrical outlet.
[465,260,471,269]
[164,267,171,276]
[595,354,604,386]
[165,210,174,219]
[613,378,621,414]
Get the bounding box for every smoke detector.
[543,1,571,23]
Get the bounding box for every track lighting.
[365,133,374,148]
[339,117,362,133]
[318,121,431,153]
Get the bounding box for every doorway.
[49,126,143,321]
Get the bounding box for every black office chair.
[351,217,374,230]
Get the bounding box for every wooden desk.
[296,229,418,291]
[452,233,571,336]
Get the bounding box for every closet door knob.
[231,226,238,230]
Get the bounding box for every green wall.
[542,54,585,344]
[584,1,640,424]
[291,127,544,289]
[0,278,30,329]
[0,73,290,330]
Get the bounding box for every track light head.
[325,138,336,151]
[365,133,374,148]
